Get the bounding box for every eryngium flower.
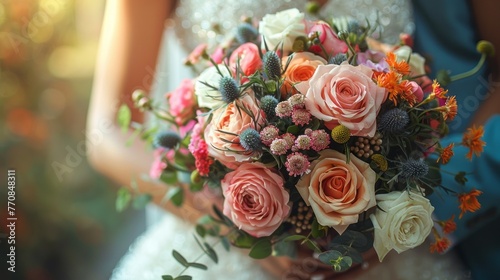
[263,51,281,80]
[154,131,181,149]
[240,128,262,151]
[399,158,428,181]
[378,108,409,133]
[260,95,279,119]
[236,23,259,43]
[219,76,240,103]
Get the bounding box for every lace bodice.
[172,0,414,52]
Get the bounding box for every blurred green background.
[0,0,145,279]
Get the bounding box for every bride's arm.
[86,0,209,222]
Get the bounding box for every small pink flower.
[165,79,197,125]
[211,46,225,64]
[275,101,293,117]
[229,43,262,76]
[310,130,330,151]
[306,21,348,58]
[285,152,310,177]
[270,139,288,155]
[292,108,312,126]
[294,135,311,150]
[281,133,296,149]
[149,148,167,179]
[185,43,208,65]
[222,162,291,237]
[288,94,306,109]
[260,125,280,146]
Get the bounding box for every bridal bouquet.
[119,7,489,278]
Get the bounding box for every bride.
[87,0,499,279]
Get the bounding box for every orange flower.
[437,143,454,164]
[458,188,483,219]
[442,96,457,121]
[462,125,486,160]
[281,52,326,97]
[376,71,413,106]
[440,215,457,234]
[385,52,411,75]
[430,236,451,254]
[430,80,448,99]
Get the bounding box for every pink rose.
[222,162,291,237]
[211,46,225,64]
[166,79,197,125]
[149,148,167,179]
[307,21,348,58]
[409,81,424,103]
[229,43,262,76]
[296,63,388,137]
[205,94,265,169]
[295,149,376,234]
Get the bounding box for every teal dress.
[413,0,500,278]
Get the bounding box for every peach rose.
[222,162,291,237]
[296,63,388,137]
[229,43,262,77]
[204,94,265,169]
[295,149,376,234]
[281,52,327,96]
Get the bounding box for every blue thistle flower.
[235,23,258,43]
[154,131,181,149]
[263,51,281,80]
[219,76,240,103]
[399,158,429,181]
[260,95,278,119]
[379,108,410,133]
[240,128,262,151]
[328,53,348,65]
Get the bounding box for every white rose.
[258,8,306,52]
[195,65,231,109]
[393,46,426,76]
[370,191,434,261]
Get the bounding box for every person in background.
[412,0,500,278]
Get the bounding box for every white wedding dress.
[110,1,468,279]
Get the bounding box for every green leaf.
[117,104,131,133]
[195,225,206,238]
[221,236,231,252]
[318,250,353,272]
[273,239,297,258]
[311,218,327,238]
[455,171,468,185]
[329,244,363,264]
[132,193,152,209]
[286,125,300,135]
[174,276,192,280]
[231,231,256,248]
[172,250,189,267]
[167,187,184,207]
[160,171,178,185]
[204,242,218,264]
[115,187,132,212]
[162,276,174,280]
[187,262,208,270]
[249,238,272,259]
[282,235,307,242]
[330,230,370,252]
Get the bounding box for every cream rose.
[222,162,291,237]
[393,46,426,76]
[195,65,232,109]
[204,94,265,170]
[258,8,306,52]
[295,150,376,234]
[370,191,434,261]
[296,63,388,137]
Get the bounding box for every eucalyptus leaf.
[160,171,178,185]
[273,239,297,258]
[116,187,132,212]
[117,104,131,133]
[286,125,300,135]
[172,250,189,267]
[195,225,206,238]
[161,276,174,280]
[249,238,272,259]
[231,231,256,248]
[204,242,218,264]
[318,250,353,272]
[330,230,370,252]
[167,187,184,207]
[221,236,231,252]
[188,262,208,270]
[329,244,363,264]
[174,276,192,280]
[282,235,307,242]
[132,193,152,209]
